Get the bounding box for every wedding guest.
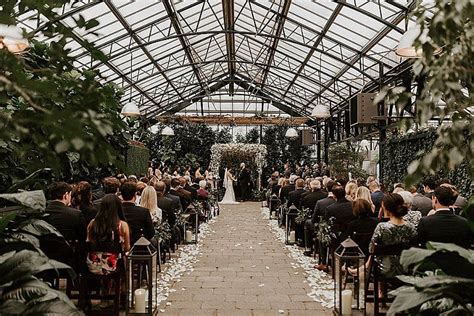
[86,194,130,275]
[369,180,384,217]
[197,180,209,199]
[343,199,378,256]
[355,186,375,213]
[280,175,297,203]
[397,190,422,228]
[45,182,86,242]
[155,181,177,227]
[93,177,120,209]
[288,179,306,209]
[140,185,162,225]
[184,165,191,177]
[169,178,191,209]
[195,164,203,179]
[272,177,284,196]
[302,180,327,212]
[369,193,416,276]
[409,185,433,216]
[120,181,154,245]
[417,186,472,247]
[325,185,354,225]
[440,182,467,213]
[422,177,437,199]
[345,182,358,202]
[135,181,146,205]
[163,177,183,212]
[183,176,197,200]
[71,181,97,225]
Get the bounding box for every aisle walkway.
[159,202,332,316]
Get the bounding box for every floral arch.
[209,143,267,189]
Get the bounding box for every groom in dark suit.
[238,163,251,202]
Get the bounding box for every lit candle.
[185,230,193,242]
[341,289,352,315]
[289,231,296,243]
[135,288,146,313]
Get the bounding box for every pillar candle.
[135,288,146,313]
[185,230,193,242]
[341,289,352,315]
[289,231,296,243]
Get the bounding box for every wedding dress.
[220,168,240,204]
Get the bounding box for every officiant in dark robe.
[238,163,251,202]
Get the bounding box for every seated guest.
[409,185,433,216]
[272,177,284,196]
[355,186,375,214]
[120,181,154,245]
[86,194,130,275]
[140,185,162,225]
[417,186,472,248]
[163,177,183,212]
[302,180,327,212]
[280,176,296,204]
[422,177,437,199]
[369,180,384,217]
[155,181,177,227]
[93,177,120,208]
[369,193,416,276]
[345,182,358,202]
[324,185,355,226]
[288,179,306,209]
[71,181,97,225]
[45,182,86,242]
[343,199,378,256]
[170,178,191,209]
[182,176,197,200]
[440,183,467,214]
[312,180,336,224]
[267,172,279,193]
[135,181,147,205]
[197,180,209,199]
[397,190,422,228]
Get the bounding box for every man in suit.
[302,179,328,256]
[121,181,154,245]
[163,177,183,213]
[169,178,191,210]
[182,176,198,201]
[155,181,177,227]
[409,185,433,216]
[280,175,297,204]
[288,179,306,209]
[422,177,437,199]
[325,185,355,225]
[369,180,384,217]
[44,182,86,242]
[93,177,120,209]
[417,186,472,248]
[238,163,251,201]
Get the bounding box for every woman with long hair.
[355,186,375,213]
[140,185,162,225]
[71,181,97,225]
[345,182,358,201]
[86,194,130,275]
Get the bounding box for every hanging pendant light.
[161,126,175,136]
[285,127,298,138]
[121,101,141,117]
[311,102,331,119]
[0,24,29,53]
[396,25,442,58]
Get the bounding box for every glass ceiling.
[17,0,428,120]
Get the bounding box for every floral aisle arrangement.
[209,143,267,188]
[295,208,311,225]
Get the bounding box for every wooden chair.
[365,243,410,316]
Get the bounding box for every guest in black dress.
[71,181,98,226]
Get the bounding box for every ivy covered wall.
[382,129,472,196]
[126,143,150,176]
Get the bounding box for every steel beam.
[222,0,236,95]
[162,0,207,90]
[259,0,292,89]
[104,0,184,101]
[307,1,416,107]
[280,3,343,101]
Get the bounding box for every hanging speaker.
[350,93,379,126]
[301,129,315,146]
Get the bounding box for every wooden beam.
[157,115,308,126]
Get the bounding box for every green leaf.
[19,219,64,238]
[0,191,46,211]
[387,286,444,315]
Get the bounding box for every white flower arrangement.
[209,143,268,176]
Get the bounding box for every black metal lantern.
[285,205,298,245]
[126,237,158,315]
[334,238,366,315]
[183,204,198,244]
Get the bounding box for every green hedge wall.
[126,144,150,176]
[382,129,472,196]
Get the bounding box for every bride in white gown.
[220,168,240,204]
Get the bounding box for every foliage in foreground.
[0,191,82,315]
[388,242,474,316]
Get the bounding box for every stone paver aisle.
[160,202,332,316]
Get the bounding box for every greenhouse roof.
[18,0,430,120]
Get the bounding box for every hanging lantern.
[334,238,366,315]
[161,126,175,136]
[125,237,158,315]
[285,127,298,138]
[0,24,29,53]
[396,25,442,58]
[311,103,331,119]
[121,101,141,117]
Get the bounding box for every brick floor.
[159,202,332,316]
